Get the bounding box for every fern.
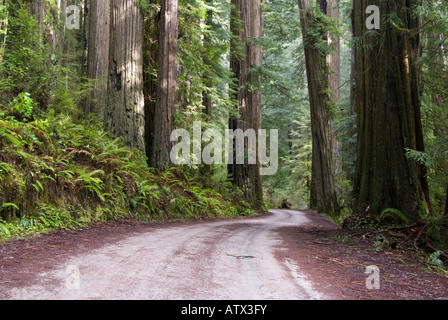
[58,169,75,185]
[31,179,43,193]
[0,221,10,236]
[2,130,23,149]
[1,202,19,211]
[73,167,106,201]
[405,148,435,168]
[0,203,19,234]
[380,208,409,224]
[0,162,13,180]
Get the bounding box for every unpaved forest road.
[3,210,334,300]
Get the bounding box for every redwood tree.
[297,0,340,216]
[148,0,178,170]
[229,0,264,205]
[106,0,145,150]
[143,0,160,164]
[352,0,430,221]
[85,0,109,116]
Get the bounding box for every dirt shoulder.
[276,210,448,300]
[0,219,164,299]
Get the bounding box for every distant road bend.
[9,210,328,300]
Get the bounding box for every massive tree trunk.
[297,0,340,216]
[229,0,264,206]
[106,0,145,150]
[85,0,109,116]
[148,0,178,170]
[352,0,430,221]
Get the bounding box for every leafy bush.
[9,92,35,121]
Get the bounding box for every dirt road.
[4,210,330,300]
[4,209,448,300]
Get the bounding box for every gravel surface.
[2,210,328,300]
[2,209,448,300]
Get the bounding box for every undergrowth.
[340,205,448,272]
[0,95,261,242]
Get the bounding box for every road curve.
[9,210,327,300]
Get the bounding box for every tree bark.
[85,0,109,116]
[0,0,7,63]
[326,0,342,177]
[143,0,160,163]
[106,0,145,150]
[229,0,264,206]
[326,0,340,102]
[27,0,44,43]
[352,0,430,221]
[444,184,448,217]
[202,0,214,120]
[148,0,178,170]
[297,0,340,216]
[47,0,67,54]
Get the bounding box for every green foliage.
[135,0,160,13]
[0,2,55,108]
[0,104,258,241]
[429,250,444,266]
[176,0,234,126]
[37,205,83,230]
[73,167,106,202]
[379,208,409,225]
[301,1,341,58]
[10,92,34,120]
[0,220,10,236]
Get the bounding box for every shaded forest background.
[1,0,448,265]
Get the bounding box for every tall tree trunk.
[326,0,340,102]
[77,1,89,92]
[297,0,339,216]
[0,0,7,63]
[346,39,357,183]
[148,0,178,170]
[229,0,264,206]
[201,0,215,120]
[27,0,44,44]
[47,0,67,54]
[352,0,430,221]
[143,0,160,163]
[85,0,109,116]
[444,184,448,217]
[326,0,342,177]
[106,0,145,150]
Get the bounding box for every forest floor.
[1,209,448,300]
[280,210,448,299]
